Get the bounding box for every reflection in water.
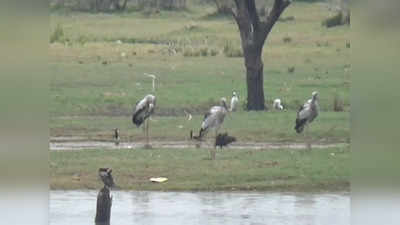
[50,191,349,225]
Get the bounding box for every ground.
[50,2,350,191]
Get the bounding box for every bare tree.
[230,0,291,110]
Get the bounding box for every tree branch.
[261,0,291,34]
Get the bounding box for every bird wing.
[297,103,312,120]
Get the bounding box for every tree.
[230,0,291,110]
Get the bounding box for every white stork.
[273,98,284,110]
[230,91,239,112]
[295,91,319,149]
[132,94,156,147]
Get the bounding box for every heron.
[98,168,115,189]
[144,73,157,92]
[230,91,239,112]
[132,94,156,148]
[295,91,319,149]
[273,98,284,110]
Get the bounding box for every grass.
[50,146,350,191]
[49,4,350,141]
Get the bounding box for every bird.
[132,94,156,147]
[192,97,229,140]
[273,98,284,110]
[230,91,239,112]
[98,168,115,189]
[215,132,236,149]
[144,73,157,92]
[113,128,120,146]
[295,91,319,134]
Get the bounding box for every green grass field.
[50,2,350,191]
[50,2,350,142]
[50,146,350,191]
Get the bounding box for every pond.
[50,190,349,225]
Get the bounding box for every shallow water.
[50,190,349,225]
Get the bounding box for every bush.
[333,93,344,112]
[283,35,292,43]
[77,35,89,45]
[200,47,209,56]
[50,24,65,43]
[322,12,350,28]
[210,49,219,56]
[223,42,243,57]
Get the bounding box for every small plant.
[288,66,295,73]
[283,35,292,43]
[223,42,243,57]
[50,24,65,43]
[333,93,344,112]
[200,47,208,56]
[210,49,219,56]
[183,48,193,57]
[77,35,88,45]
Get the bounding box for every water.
[50,191,349,225]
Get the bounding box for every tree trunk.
[231,0,291,111]
[244,47,265,110]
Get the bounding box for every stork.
[273,98,284,110]
[230,91,239,112]
[295,91,319,149]
[132,94,156,148]
[144,73,157,92]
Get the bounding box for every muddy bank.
[50,137,348,151]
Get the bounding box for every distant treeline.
[51,0,187,12]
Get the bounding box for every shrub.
[288,66,295,73]
[223,42,243,57]
[50,24,65,43]
[77,35,89,45]
[200,47,208,56]
[283,35,292,43]
[322,12,350,28]
[333,93,344,112]
[210,49,219,56]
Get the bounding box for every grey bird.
[132,94,156,147]
[198,97,229,139]
[295,91,319,133]
[132,94,156,127]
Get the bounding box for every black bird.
[98,168,115,189]
[114,128,120,145]
[215,132,236,149]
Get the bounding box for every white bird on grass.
[273,98,284,110]
[230,91,239,112]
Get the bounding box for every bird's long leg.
[305,124,312,151]
[145,119,150,148]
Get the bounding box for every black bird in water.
[215,132,236,149]
[114,128,120,145]
[98,168,115,189]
